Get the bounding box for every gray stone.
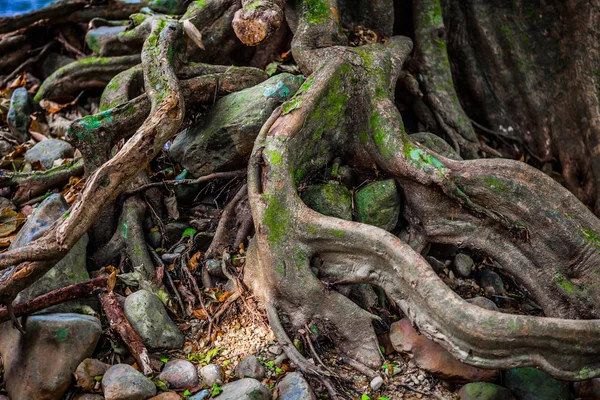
[163,221,191,245]
[170,73,304,177]
[354,180,401,231]
[410,132,462,160]
[102,364,157,400]
[475,270,506,296]
[124,290,185,350]
[149,393,180,400]
[426,256,446,273]
[467,297,499,312]
[504,367,570,400]
[217,378,270,400]
[0,313,102,400]
[458,382,515,400]
[25,138,74,170]
[188,390,210,400]
[205,258,226,278]
[335,165,356,188]
[277,372,316,400]
[7,87,32,142]
[147,230,162,249]
[11,194,92,314]
[159,359,198,390]
[454,253,474,278]
[200,363,223,387]
[73,395,105,400]
[85,26,132,56]
[370,376,384,391]
[301,183,353,220]
[235,355,265,380]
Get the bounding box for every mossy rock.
[504,367,571,400]
[458,382,515,400]
[301,183,353,220]
[170,73,304,177]
[354,179,400,231]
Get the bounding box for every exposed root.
[205,184,248,258]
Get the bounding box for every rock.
[389,319,498,382]
[458,382,516,400]
[0,396,9,400]
[75,358,110,391]
[354,180,401,231]
[200,364,223,387]
[348,283,378,309]
[217,378,270,400]
[163,221,192,245]
[170,73,303,177]
[102,364,157,400]
[85,25,132,56]
[504,368,570,400]
[426,256,446,273]
[149,393,181,400]
[188,390,210,400]
[335,165,356,188]
[575,378,600,399]
[42,53,75,77]
[475,270,506,296]
[454,253,474,278]
[236,355,266,380]
[467,297,499,311]
[205,258,226,278]
[277,372,316,400]
[0,140,13,157]
[147,230,162,248]
[301,183,353,220]
[410,132,462,160]
[7,87,32,142]
[124,290,185,350]
[0,313,102,400]
[149,0,189,14]
[11,194,92,314]
[24,138,74,170]
[268,345,282,355]
[159,359,198,390]
[73,395,105,400]
[370,376,384,391]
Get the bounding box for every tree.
[2,0,600,394]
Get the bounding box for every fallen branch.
[99,291,153,375]
[0,275,108,323]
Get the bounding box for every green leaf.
[182,228,197,237]
[275,367,283,374]
[160,356,169,363]
[378,397,390,400]
[222,360,231,366]
[265,62,278,76]
[93,375,103,382]
[183,389,191,397]
[154,379,169,392]
[265,360,274,369]
[212,383,223,397]
[156,289,169,305]
[361,395,371,400]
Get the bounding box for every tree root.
[245,17,600,379]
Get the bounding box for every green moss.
[265,149,283,165]
[245,1,262,11]
[582,227,600,250]
[282,98,303,114]
[482,177,508,193]
[554,274,578,294]
[330,229,344,237]
[302,0,331,24]
[262,193,291,245]
[302,184,352,220]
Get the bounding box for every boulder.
[149,393,181,400]
[301,183,353,220]
[504,367,570,400]
[354,180,401,231]
[102,364,157,400]
[475,270,506,296]
[458,382,516,400]
[25,138,74,170]
[0,314,102,400]
[7,87,32,142]
[11,194,92,314]
[466,297,499,311]
[277,372,316,400]
[217,378,270,400]
[124,290,184,350]
[389,319,498,382]
[170,73,304,177]
[73,395,105,400]
[74,358,110,391]
[158,359,198,390]
[235,355,266,380]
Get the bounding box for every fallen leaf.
[188,251,201,271]
[0,208,25,238]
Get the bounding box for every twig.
[0,275,108,323]
[148,245,186,317]
[1,40,56,87]
[123,169,247,197]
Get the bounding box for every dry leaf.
[0,208,25,238]
[216,291,234,303]
[164,195,180,220]
[192,308,209,320]
[188,251,201,271]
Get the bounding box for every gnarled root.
[245,28,600,380]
